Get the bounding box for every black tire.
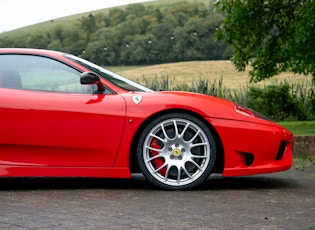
[137,113,216,190]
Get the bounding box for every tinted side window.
[0,54,88,93]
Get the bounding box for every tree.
[51,25,65,45]
[215,0,315,82]
[108,8,125,27]
[80,13,97,49]
[125,4,146,19]
[80,14,97,34]
[62,24,86,55]
[48,40,63,51]
[136,15,158,34]
[26,31,49,49]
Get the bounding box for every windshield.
[65,54,153,92]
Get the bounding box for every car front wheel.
[137,113,216,190]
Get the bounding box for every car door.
[0,54,126,167]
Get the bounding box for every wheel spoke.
[153,163,167,173]
[180,122,190,138]
[182,166,193,179]
[147,153,164,162]
[189,159,203,171]
[161,123,169,139]
[173,120,179,137]
[190,142,207,148]
[150,133,166,143]
[164,166,171,182]
[188,130,200,143]
[190,154,208,159]
[176,166,181,184]
[145,145,163,152]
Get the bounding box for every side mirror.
[80,72,100,84]
[80,72,105,93]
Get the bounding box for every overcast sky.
[0,0,153,33]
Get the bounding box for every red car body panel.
[1,88,126,166]
[0,48,293,180]
[207,118,292,176]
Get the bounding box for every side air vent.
[245,153,254,166]
[276,141,287,160]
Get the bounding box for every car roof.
[0,48,65,58]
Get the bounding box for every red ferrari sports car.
[0,48,293,190]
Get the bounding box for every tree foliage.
[0,1,231,66]
[215,0,315,82]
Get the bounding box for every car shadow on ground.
[0,173,298,191]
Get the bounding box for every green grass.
[293,156,315,170]
[278,121,315,136]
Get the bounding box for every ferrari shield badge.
[132,95,142,104]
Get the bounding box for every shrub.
[243,84,307,121]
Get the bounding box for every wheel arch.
[129,108,224,174]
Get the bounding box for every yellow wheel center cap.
[173,148,181,157]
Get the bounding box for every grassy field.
[279,121,315,136]
[108,60,313,90]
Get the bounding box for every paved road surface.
[0,158,314,230]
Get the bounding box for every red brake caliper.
[150,138,166,176]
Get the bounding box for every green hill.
[0,0,210,37]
